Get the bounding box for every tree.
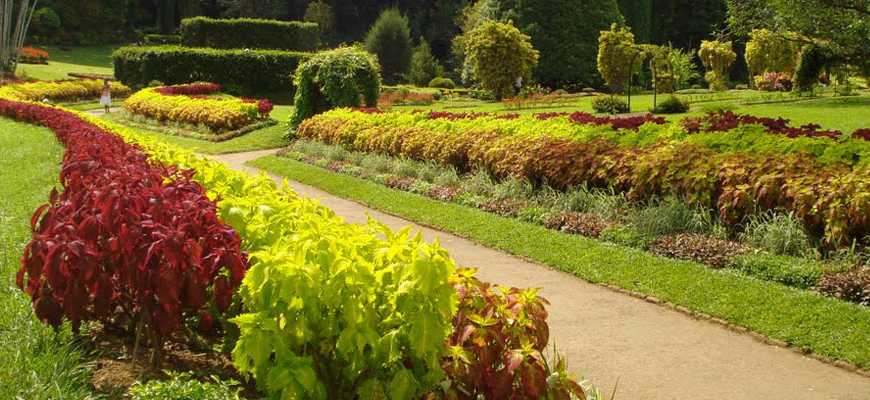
[726,0,870,72]
[597,24,644,95]
[304,0,335,45]
[497,0,624,89]
[464,20,539,99]
[698,40,736,91]
[617,0,652,43]
[217,0,289,19]
[0,0,37,76]
[744,28,799,79]
[651,0,728,51]
[406,38,444,86]
[365,8,413,84]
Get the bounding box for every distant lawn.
[101,105,292,154]
[252,155,870,370]
[16,45,116,81]
[395,91,870,133]
[0,118,95,399]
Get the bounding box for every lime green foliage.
[290,47,381,127]
[74,112,457,400]
[728,252,823,289]
[698,40,737,91]
[597,24,643,94]
[745,29,799,78]
[591,95,629,114]
[406,39,444,86]
[129,373,242,400]
[16,45,116,81]
[740,212,813,257]
[464,21,539,100]
[428,77,455,89]
[668,47,701,90]
[365,8,413,84]
[251,155,870,369]
[0,119,94,399]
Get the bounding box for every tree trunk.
[0,0,37,76]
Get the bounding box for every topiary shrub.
[364,8,412,85]
[464,21,539,100]
[290,47,381,127]
[793,44,832,93]
[698,40,736,91]
[428,77,455,89]
[406,39,444,87]
[180,17,320,51]
[592,95,629,114]
[651,95,689,114]
[597,24,643,95]
[745,29,799,81]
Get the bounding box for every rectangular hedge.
[180,17,320,51]
[112,45,311,96]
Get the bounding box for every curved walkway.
[211,149,870,400]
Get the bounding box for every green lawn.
[0,118,95,399]
[102,105,293,154]
[16,45,116,81]
[395,90,870,133]
[252,155,870,370]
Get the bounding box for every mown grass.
[394,90,870,133]
[102,105,292,154]
[16,45,117,81]
[0,118,96,399]
[251,155,870,369]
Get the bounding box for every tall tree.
[617,0,652,43]
[0,0,37,76]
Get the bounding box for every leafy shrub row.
[180,16,319,51]
[683,110,864,140]
[123,84,271,132]
[17,100,590,397]
[18,46,49,64]
[0,99,247,363]
[0,79,130,102]
[297,109,870,247]
[112,46,310,95]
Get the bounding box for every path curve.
[209,149,870,400]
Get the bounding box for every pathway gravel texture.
[210,149,870,400]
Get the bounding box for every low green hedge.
[180,16,319,51]
[113,45,311,96]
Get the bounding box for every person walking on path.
[100,80,112,113]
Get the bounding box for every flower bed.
[18,47,49,64]
[298,109,870,247]
[0,84,592,397]
[0,79,131,102]
[123,83,272,132]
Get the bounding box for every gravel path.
[209,149,870,399]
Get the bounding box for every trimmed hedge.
[112,46,311,96]
[180,17,320,51]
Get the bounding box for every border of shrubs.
[113,46,311,96]
[0,78,130,102]
[180,17,319,51]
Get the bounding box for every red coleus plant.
[442,270,586,399]
[155,82,222,96]
[682,111,847,140]
[0,99,247,362]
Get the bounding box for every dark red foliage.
[568,111,666,131]
[241,97,274,118]
[544,212,612,237]
[155,82,222,96]
[0,99,247,343]
[534,112,570,120]
[682,111,846,140]
[852,129,870,141]
[426,111,519,120]
[650,234,749,268]
[817,267,870,306]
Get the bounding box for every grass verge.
[251,155,870,370]
[16,45,116,81]
[0,118,95,399]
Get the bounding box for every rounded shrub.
[31,7,61,37]
[406,39,444,86]
[651,95,689,114]
[364,8,412,84]
[289,46,381,127]
[464,21,539,100]
[428,77,455,89]
[591,95,629,114]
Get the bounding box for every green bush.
[464,21,539,100]
[142,34,180,45]
[128,373,242,400]
[793,44,831,92]
[365,8,412,84]
[290,46,381,127]
[591,95,629,114]
[428,77,455,89]
[651,95,689,114]
[406,39,444,86]
[112,46,310,96]
[30,7,61,37]
[727,252,824,289]
[180,17,320,51]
